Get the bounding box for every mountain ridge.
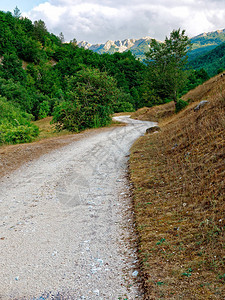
[78,36,157,59]
[78,29,225,61]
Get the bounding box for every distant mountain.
[188,29,225,61]
[78,29,225,62]
[78,37,157,60]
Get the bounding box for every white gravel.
[0,116,156,300]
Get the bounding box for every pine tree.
[13,6,21,18]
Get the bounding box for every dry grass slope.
[131,102,175,122]
[130,74,225,299]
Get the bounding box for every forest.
[188,42,225,76]
[0,9,210,145]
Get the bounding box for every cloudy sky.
[2,0,225,44]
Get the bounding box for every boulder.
[146,126,161,134]
[194,100,209,112]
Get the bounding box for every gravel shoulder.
[0,116,156,299]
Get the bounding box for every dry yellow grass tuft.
[131,102,175,122]
[183,72,225,103]
[130,75,225,299]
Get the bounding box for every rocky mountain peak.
[77,36,154,58]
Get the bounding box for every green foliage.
[113,101,135,113]
[52,68,119,131]
[0,10,212,145]
[38,100,50,119]
[188,30,225,61]
[52,101,81,132]
[33,20,48,44]
[188,42,225,76]
[58,32,65,43]
[17,37,43,63]
[145,29,191,105]
[0,53,26,82]
[175,99,189,113]
[217,68,224,74]
[0,78,32,112]
[13,6,21,18]
[0,10,146,143]
[0,96,39,145]
[0,124,39,144]
[113,90,135,112]
[181,68,209,95]
[181,268,193,277]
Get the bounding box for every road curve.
[0,116,156,299]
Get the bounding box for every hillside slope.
[188,42,225,76]
[188,29,225,61]
[129,75,225,298]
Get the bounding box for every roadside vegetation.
[129,74,225,299]
[0,8,145,145]
[0,96,39,144]
[0,8,212,146]
[0,7,224,299]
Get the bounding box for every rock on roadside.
[146,125,161,134]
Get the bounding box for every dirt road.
[0,116,156,299]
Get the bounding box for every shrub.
[0,124,39,144]
[113,89,135,112]
[175,99,188,113]
[38,100,50,119]
[52,68,118,132]
[52,101,80,132]
[0,96,39,145]
[113,101,135,113]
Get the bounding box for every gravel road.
[0,116,156,300]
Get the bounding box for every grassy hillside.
[129,74,225,298]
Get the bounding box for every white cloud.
[30,2,67,26]
[24,0,225,44]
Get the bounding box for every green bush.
[0,124,39,144]
[113,89,135,112]
[52,68,118,132]
[0,96,39,145]
[175,99,189,113]
[38,100,50,119]
[52,101,80,132]
[113,101,135,113]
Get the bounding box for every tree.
[33,20,48,44]
[145,29,191,106]
[13,6,21,18]
[70,38,77,46]
[52,68,119,131]
[59,32,65,43]
[0,53,26,82]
